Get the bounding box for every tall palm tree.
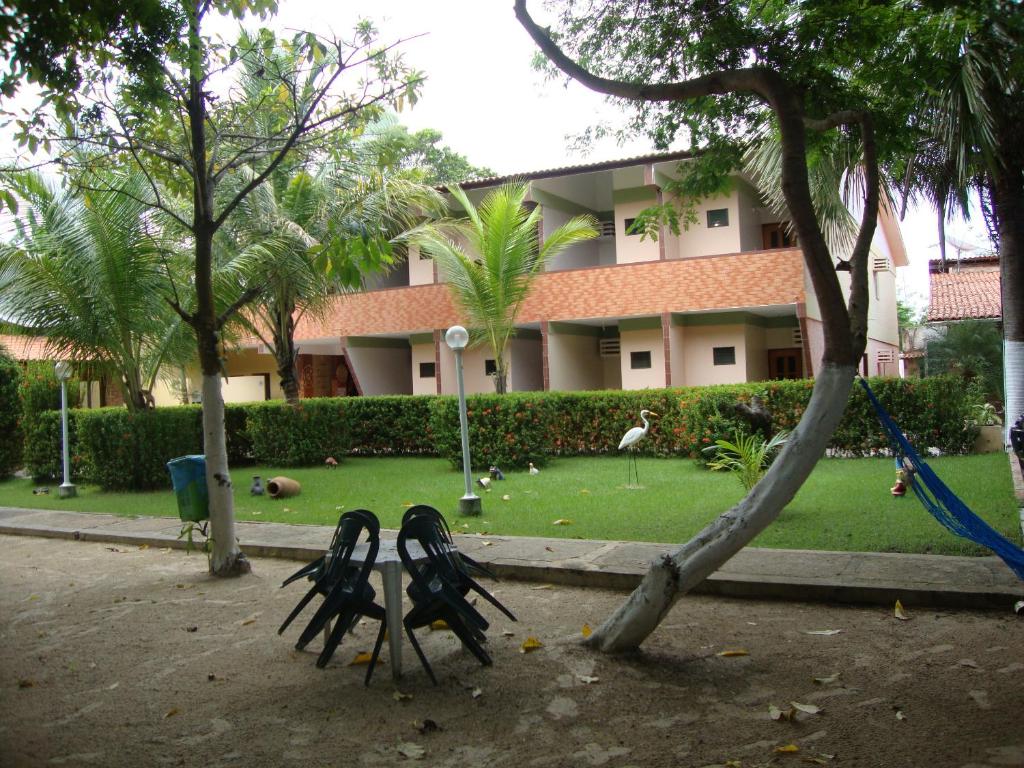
[221,134,445,405]
[413,183,598,393]
[895,6,1022,438]
[0,168,192,409]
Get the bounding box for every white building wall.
[410,342,437,395]
[736,182,765,253]
[620,327,666,389]
[548,331,604,391]
[439,343,496,395]
[669,324,686,386]
[407,245,435,286]
[681,325,748,386]
[510,337,543,391]
[345,345,412,395]
[744,325,769,381]
[615,196,661,264]
[673,192,742,258]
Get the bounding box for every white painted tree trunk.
[586,363,856,653]
[1005,340,1023,445]
[202,373,250,576]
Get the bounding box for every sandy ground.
[1,535,1022,768]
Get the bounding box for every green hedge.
[430,393,555,471]
[20,375,980,489]
[0,349,22,477]
[343,395,436,455]
[76,407,203,490]
[243,398,351,466]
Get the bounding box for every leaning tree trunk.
[586,363,855,651]
[514,0,876,652]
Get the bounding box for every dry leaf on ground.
[717,649,749,657]
[791,702,822,715]
[393,691,412,702]
[894,600,911,620]
[581,623,592,638]
[775,743,800,753]
[552,519,572,526]
[521,637,543,653]
[813,672,841,685]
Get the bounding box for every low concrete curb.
[2,506,1021,610]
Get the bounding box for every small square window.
[713,346,736,366]
[418,362,436,378]
[630,350,652,369]
[623,217,641,236]
[706,208,729,228]
[485,359,497,375]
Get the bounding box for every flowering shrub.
[429,393,555,470]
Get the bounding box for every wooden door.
[767,348,803,380]
[762,223,798,249]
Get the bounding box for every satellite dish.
[944,234,979,256]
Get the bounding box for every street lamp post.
[54,361,76,499]
[445,325,482,516]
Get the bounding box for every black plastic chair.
[278,509,387,681]
[398,513,514,684]
[400,505,513,614]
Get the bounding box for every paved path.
[1,505,1021,609]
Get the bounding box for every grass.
[0,453,1018,556]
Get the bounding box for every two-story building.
[235,151,904,400]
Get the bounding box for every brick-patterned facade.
[297,248,805,340]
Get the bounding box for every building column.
[540,320,550,391]
[433,329,443,395]
[661,312,672,386]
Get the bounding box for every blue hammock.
[859,377,1024,581]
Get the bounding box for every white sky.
[4,0,994,312]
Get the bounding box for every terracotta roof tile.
[927,269,1001,322]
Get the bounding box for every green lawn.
[0,453,1018,556]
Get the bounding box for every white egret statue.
[618,409,658,487]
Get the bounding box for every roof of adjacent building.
[455,149,695,189]
[926,269,1001,322]
[928,251,999,272]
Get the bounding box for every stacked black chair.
[401,504,516,617]
[396,507,516,684]
[278,509,387,683]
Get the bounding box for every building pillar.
[661,312,672,386]
[540,320,550,391]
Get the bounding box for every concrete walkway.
[2,505,1021,610]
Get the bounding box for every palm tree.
[0,168,192,410]
[895,7,1022,437]
[413,183,598,394]
[221,133,445,405]
[925,319,1004,403]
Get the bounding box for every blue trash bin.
[166,455,210,523]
